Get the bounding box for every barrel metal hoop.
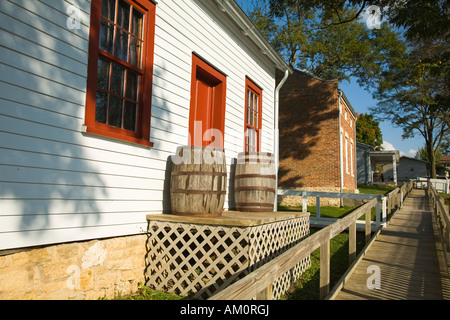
[236,202,274,208]
[170,189,227,195]
[234,186,276,193]
[172,171,227,177]
[234,174,276,179]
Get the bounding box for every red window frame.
[244,77,262,152]
[84,0,156,147]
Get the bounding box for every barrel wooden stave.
[170,146,227,217]
[234,152,276,212]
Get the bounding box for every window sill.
[81,125,154,148]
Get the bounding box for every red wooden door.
[189,54,226,147]
[192,77,213,146]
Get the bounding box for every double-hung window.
[244,78,262,152]
[84,0,156,147]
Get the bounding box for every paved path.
[334,189,450,300]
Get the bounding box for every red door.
[192,77,213,146]
[189,54,226,148]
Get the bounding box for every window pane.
[126,70,139,101]
[95,91,108,124]
[99,19,114,54]
[109,96,123,127]
[97,58,110,90]
[101,0,115,21]
[124,101,137,131]
[114,29,129,62]
[111,64,125,95]
[129,37,142,67]
[117,0,130,30]
[131,8,144,38]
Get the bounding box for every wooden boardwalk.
[334,189,450,300]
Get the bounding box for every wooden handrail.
[209,198,378,300]
[428,182,450,255]
[209,180,415,300]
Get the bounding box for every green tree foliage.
[246,0,406,85]
[249,0,449,178]
[370,39,449,178]
[356,113,383,149]
[416,146,442,165]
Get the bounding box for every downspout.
[338,90,344,207]
[274,69,290,212]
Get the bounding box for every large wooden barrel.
[234,152,276,212]
[170,146,227,217]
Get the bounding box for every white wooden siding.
[0,0,278,250]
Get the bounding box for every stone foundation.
[0,235,146,300]
[278,187,359,207]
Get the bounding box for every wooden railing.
[209,198,378,300]
[209,181,414,300]
[428,182,450,257]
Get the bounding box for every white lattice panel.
[145,213,310,300]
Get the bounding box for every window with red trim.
[84,0,155,147]
[244,77,262,152]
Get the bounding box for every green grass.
[109,282,185,300]
[278,205,356,219]
[357,184,397,195]
[280,228,366,300]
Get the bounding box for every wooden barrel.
[170,146,227,217]
[234,152,276,212]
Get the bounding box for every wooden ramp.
[333,189,450,300]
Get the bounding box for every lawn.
[357,184,397,195]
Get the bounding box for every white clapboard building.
[0,0,291,250]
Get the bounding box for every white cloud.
[382,140,411,157]
[382,141,396,150]
[408,149,417,157]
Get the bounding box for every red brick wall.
[277,70,341,189]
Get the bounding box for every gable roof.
[440,155,450,163]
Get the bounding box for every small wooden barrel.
[170,146,227,217]
[234,152,276,212]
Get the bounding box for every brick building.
[276,69,357,205]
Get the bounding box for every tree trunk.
[427,142,437,178]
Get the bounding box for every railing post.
[316,197,321,218]
[376,197,381,229]
[382,196,387,225]
[256,284,273,300]
[320,239,330,299]
[349,221,356,264]
[302,192,307,213]
[400,190,404,207]
[365,208,371,243]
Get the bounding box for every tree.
[356,113,383,150]
[371,40,449,178]
[416,146,442,165]
[266,0,449,41]
[246,0,406,84]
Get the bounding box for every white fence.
[416,177,449,194]
[278,181,413,232]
